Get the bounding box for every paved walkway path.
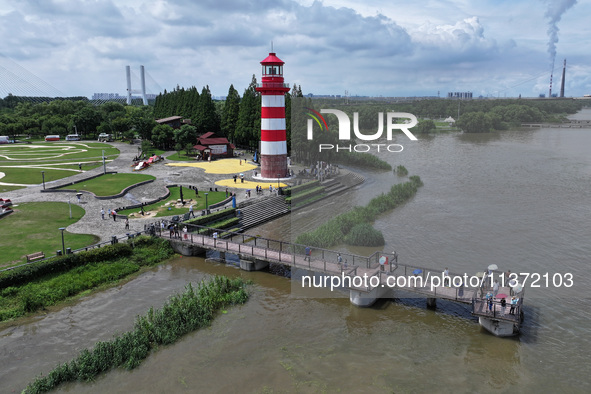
[2,143,288,242]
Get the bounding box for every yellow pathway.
[215,179,286,189]
[166,158,257,174]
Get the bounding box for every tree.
[173,124,197,152]
[41,115,69,136]
[72,106,102,138]
[127,106,157,141]
[416,119,436,134]
[221,84,240,141]
[141,139,152,155]
[111,117,131,140]
[101,102,126,122]
[151,124,174,149]
[234,75,260,149]
[195,86,220,134]
[457,112,493,133]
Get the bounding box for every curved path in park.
[2,142,290,243]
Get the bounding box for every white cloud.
[0,0,589,98]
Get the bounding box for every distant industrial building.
[92,93,126,100]
[448,92,473,99]
[92,92,157,101]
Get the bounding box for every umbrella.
[379,256,388,265]
[488,264,498,271]
[239,173,244,177]
[413,269,422,275]
[512,284,523,293]
[475,271,485,278]
[496,293,508,299]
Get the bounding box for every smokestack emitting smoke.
[544,0,577,96]
[560,59,566,97]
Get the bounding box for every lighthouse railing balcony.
[257,82,290,89]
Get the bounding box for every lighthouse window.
[263,66,282,75]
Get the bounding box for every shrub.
[24,276,249,393]
[295,176,423,248]
[343,223,385,246]
[0,243,133,289]
[183,208,236,226]
[395,165,408,176]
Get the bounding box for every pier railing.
[153,219,395,271]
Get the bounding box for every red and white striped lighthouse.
[256,52,290,178]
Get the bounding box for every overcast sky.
[0,0,589,99]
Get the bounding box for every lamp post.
[41,171,45,190]
[205,193,209,214]
[59,227,65,255]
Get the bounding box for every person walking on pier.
[509,297,517,314]
[101,208,105,220]
[189,204,195,218]
[304,246,311,261]
[500,297,507,315]
[125,218,129,230]
[493,279,499,297]
[112,210,117,221]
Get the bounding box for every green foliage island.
[296,175,423,248]
[23,276,249,394]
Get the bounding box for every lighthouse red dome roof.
[260,52,284,65]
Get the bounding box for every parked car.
[0,136,10,144]
[98,133,113,142]
[65,134,81,141]
[45,135,60,141]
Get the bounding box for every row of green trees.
[0,99,156,142]
[2,91,583,154]
[152,77,305,150]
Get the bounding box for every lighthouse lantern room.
[256,52,290,179]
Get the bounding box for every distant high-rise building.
[447,92,473,99]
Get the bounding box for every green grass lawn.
[0,142,120,185]
[119,188,228,217]
[142,147,166,157]
[0,143,119,163]
[0,202,99,266]
[0,167,80,185]
[58,173,155,196]
[166,151,196,161]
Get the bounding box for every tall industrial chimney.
[559,59,566,98]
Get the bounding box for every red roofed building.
[155,116,192,129]
[193,132,234,159]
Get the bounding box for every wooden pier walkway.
[152,222,523,330]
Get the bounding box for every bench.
[26,251,45,262]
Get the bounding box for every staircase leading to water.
[238,195,290,231]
